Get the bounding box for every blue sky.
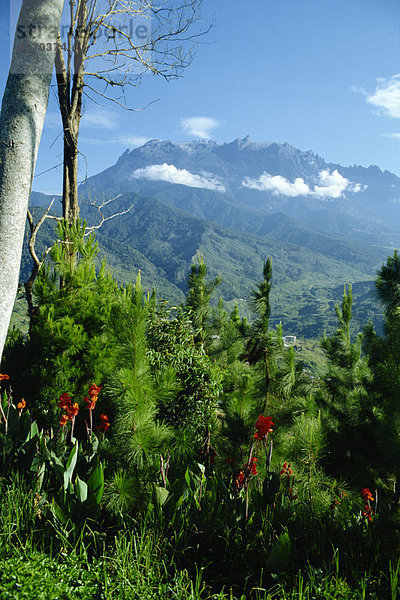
[1,0,400,194]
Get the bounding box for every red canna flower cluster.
[280,462,294,477]
[0,374,10,382]
[235,470,245,490]
[361,488,374,522]
[254,415,274,440]
[84,384,102,411]
[247,456,258,476]
[234,457,258,491]
[98,414,110,432]
[57,392,79,427]
[361,488,374,502]
[17,399,26,410]
[58,393,72,411]
[60,414,69,427]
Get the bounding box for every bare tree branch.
[24,199,62,316]
[83,193,134,235]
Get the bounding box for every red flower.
[98,414,110,432]
[58,393,72,411]
[67,402,79,418]
[84,396,96,411]
[254,415,274,440]
[363,505,373,522]
[361,488,374,503]
[17,399,26,410]
[248,456,258,475]
[361,488,374,522]
[0,374,9,381]
[235,470,245,490]
[89,384,101,398]
[60,414,69,427]
[280,462,294,477]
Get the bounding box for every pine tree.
[363,252,400,497]
[3,220,121,424]
[317,285,376,485]
[245,258,280,411]
[185,254,220,352]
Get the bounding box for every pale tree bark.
[0,0,65,365]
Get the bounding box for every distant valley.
[27,137,400,338]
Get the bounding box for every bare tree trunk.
[62,134,80,222]
[55,0,86,224]
[0,0,65,364]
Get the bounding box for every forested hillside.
[23,190,386,339]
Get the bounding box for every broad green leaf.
[87,463,104,505]
[64,442,79,490]
[184,467,191,488]
[263,472,280,505]
[265,531,292,573]
[51,499,68,525]
[155,486,169,506]
[75,476,88,503]
[25,421,39,442]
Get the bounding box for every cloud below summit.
[132,163,226,192]
[242,169,363,199]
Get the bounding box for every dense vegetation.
[2,219,400,598]
[21,195,385,340]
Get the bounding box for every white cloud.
[366,75,400,118]
[116,135,150,147]
[382,132,400,139]
[180,116,220,138]
[242,173,310,197]
[79,134,150,147]
[313,169,362,198]
[242,169,363,199]
[81,108,119,130]
[132,163,226,192]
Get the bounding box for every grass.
[0,471,398,600]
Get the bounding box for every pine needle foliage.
[103,273,175,512]
[317,285,377,486]
[244,258,284,411]
[185,254,221,352]
[3,220,120,424]
[147,303,222,442]
[363,251,400,495]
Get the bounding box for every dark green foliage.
[363,251,400,494]
[6,228,400,598]
[375,250,400,316]
[317,285,378,486]
[147,302,222,441]
[5,221,121,425]
[185,253,221,351]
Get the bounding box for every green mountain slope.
[20,192,387,339]
[84,194,385,337]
